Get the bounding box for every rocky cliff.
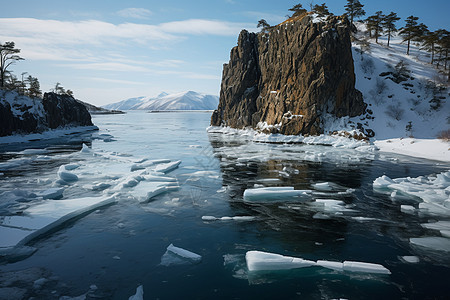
[211,14,365,135]
[0,90,94,137]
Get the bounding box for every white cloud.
[62,62,151,72]
[117,8,153,19]
[88,77,146,85]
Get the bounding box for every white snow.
[375,139,450,162]
[243,187,312,202]
[246,250,390,274]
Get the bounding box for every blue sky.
[1,0,449,106]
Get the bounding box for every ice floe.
[373,171,450,253]
[129,285,144,300]
[243,187,312,202]
[0,195,116,259]
[160,244,202,266]
[202,216,256,221]
[246,250,391,274]
[409,237,450,252]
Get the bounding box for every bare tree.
[0,42,24,88]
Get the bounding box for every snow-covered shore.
[375,138,449,162]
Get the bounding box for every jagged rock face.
[42,92,93,129]
[211,15,364,135]
[0,91,93,137]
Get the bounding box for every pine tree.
[422,31,439,64]
[345,0,365,25]
[26,75,42,98]
[366,11,384,43]
[382,12,400,47]
[257,19,270,32]
[0,42,24,88]
[312,3,332,18]
[399,15,420,55]
[289,4,307,18]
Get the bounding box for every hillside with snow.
[329,24,449,161]
[103,91,219,111]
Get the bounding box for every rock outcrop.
[0,90,94,137]
[211,14,365,135]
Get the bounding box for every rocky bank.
[0,90,94,137]
[211,14,365,135]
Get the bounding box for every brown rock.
[211,15,364,135]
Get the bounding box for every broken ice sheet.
[243,187,312,202]
[160,244,202,266]
[245,250,391,275]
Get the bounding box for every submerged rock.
[211,14,364,135]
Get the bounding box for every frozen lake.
[0,111,449,299]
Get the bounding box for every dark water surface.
[1,111,449,299]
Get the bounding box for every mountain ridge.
[103,91,219,111]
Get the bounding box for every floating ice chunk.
[64,164,80,170]
[130,159,171,171]
[342,261,391,274]
[418,202,450,216]
[153,160,181,173]
[21,149,48,155]
[57,166,78,182]
[317,260,344,271]
[166,244,202,262]
[90,182,111,191]
[373,175,395,188]
[245,250,316,271]
[80,143,91,153]
[441,231,450,238]
[410,237,450,252]
[36,187,64,200]
[243,187,312,202]
[128,285,144,300]
[400,256,420,263]
[400,205,415,214]
[202,216,255,221]
[421,221,450,231]
[312,182,346,192]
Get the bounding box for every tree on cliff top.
[257,19,270,32]
[0,42,24,88]
[312,3,332,18]
[345,0,365,25]
[289,4,307,18]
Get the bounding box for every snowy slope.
[103,91,219,111]
[325,25,449,161]
[347,27,449,140]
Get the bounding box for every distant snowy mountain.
[103,91,219,111]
